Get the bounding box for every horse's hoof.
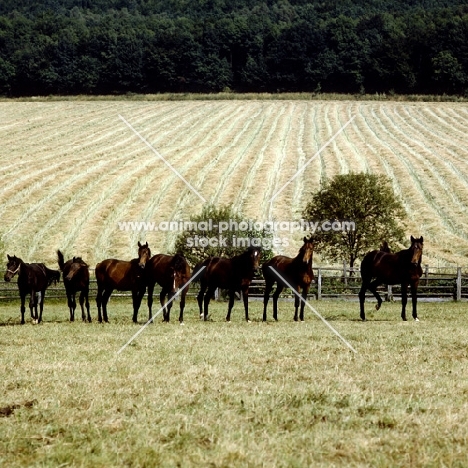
[247,320,251,323]
[414,318,419,322]
[32,319,38,325]
[226,320,231,323]
[180,322,185,326]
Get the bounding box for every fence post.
[317,268,322,300]
[385,285,393,302]
[456,267,462,301]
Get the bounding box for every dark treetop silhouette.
[359,236,424,321]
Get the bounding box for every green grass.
[0,298,467,467]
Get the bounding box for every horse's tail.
[57,250,65,271]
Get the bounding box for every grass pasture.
[1,298,467,467]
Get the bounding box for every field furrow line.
[395,105,468,195]
[201,104,271,206]
[290,103,310,219]
[111,104,248,253]
[59,150,163,262]
[234,102,289,220]
[370,106,467,243]
[382,105,468,232]
[155,106,257,251]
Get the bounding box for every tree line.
[1,0,468,96]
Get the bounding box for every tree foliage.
[302,173,407,268]
[0,1,468,96]
[171,204,274,268]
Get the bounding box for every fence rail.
[0,265,466,302]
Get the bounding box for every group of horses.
[3,235,424,325]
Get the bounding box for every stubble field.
[1,98,468,266]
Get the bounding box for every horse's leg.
[262,279,274,322]
[197,281,207,319]
[20,293,26,324]
[411,279,420,321]
[241,285,250,322]
[38,290,45,324]
[226,289,236,322]
[83,288,91,322]
[299,285,309,322]
[147,282,155,322]
[272,284,284,321]
[358,281,368,321]
[79,290,89,322]
[29,290,37,323]
[132,287,145,324]
[365,279,383,315]
[165,289,175,323]
[68,291,76,322]
[293,285,301,322]
[203,286,215,321]
[401,282,408,321]
[160,288,169,322]
[102,288,112,323]
[96,285,103,323]
[179,288,187,324]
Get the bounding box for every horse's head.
[300,236,314,264]
[65,257,87,282]
[4,255,21,282]
[409,236,424,265]
[137,241,151,269]
[248,246,262,271]
[170,254,189,292]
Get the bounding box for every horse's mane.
[171,253,187,271]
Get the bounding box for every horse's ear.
[410,235,415,242]
[145,242,148,247]
[138,241,142,247]
[420,236,424,243]
[7,254,11,261]
[73,257,77,262]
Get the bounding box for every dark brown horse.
[262,236,314,322]
[145,253,191,324]
[359,236,424,321]
[57,250,91,322]
[197,247,261,322]
[4,255,60,324]
[95,242,151,323]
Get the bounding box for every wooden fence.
[0,265,467,302]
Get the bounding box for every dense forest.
[1,0,468,96]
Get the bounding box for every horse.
[359,236,424,321]
[262,236,315,322]
[57,250,91,322]
[145,253,191,324]
[95,241,151,323]
[4,255,60,324]
[197,246,261,322]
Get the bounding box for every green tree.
[172,204,274,268]
[302,173,406,269]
